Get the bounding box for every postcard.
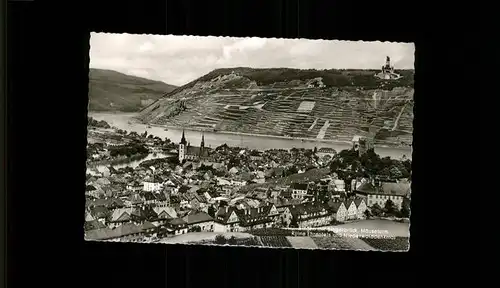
[85,33,413,251]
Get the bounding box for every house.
[279,206,293,227]
[86,197,124,209]
[182,212,214,232]
[84,220,106,231]
[351,177,370,192]
[344,200,358,220]
[289,202,332,228]
[216,178,232,186]
[108,207,133,229]
[126,183,143,192]
[142,191,157,205]
[85,212,95,222]
[143,181,164,192]
[213,206,241,232]
[234,204,278,231]
[85,223,144,242]
[354,198,367,219]
[112,223,145,241]
[250,155,263,161]
[154,192,169,207]
[129,193,144,207]
[140,221,157,237]
[354,181,410,210]
[290,183,309,200]
[90,206,110,224]
[316,147,337,158]
[165,218,188,235]
[231,180,246,186]
[85,227,115,241]
[130,206,158,224]
[327,200,347,222]
[152,206,177,226]
[329,179,345,194]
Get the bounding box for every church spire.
[180,129,187,145]
[201,132,205,148]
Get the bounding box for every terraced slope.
[138,68,414,147]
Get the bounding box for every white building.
[143,182,163,192]
[290,183,309,200]
[354,181,410,210]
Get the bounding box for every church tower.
[200,132,205,155]
[179,130,187,162]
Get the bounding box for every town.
[85,117,411,250]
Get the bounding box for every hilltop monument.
[375,56,402,80]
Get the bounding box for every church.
[178,130,210,162]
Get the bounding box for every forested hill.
[88,68,177,112]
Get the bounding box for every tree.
[313,147,318,154]
[402,159,412,175]
[379,167,391,178]
[287,166,298,176]
[227,236,237,245]
[389,166,403,179]
[290,218,299,228]
[207,205,216,217]
[371,203,382,217]
[401,202,410,218]
[398,166,410,178]
[364,209,371,219]
[304,149,313,158]
[384,199,396,215]
[214,235,226,245]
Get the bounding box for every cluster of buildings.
[84,129,410,242]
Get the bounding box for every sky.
[90,33,414,86]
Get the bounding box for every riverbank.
[88,112,412,159]
[147,122,411,150]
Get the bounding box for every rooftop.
[182,212,214,225]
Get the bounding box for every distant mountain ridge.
[138,67,414,147]
[88,68,177,112]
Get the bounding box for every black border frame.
[4,1,478,287]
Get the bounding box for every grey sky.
[90,33,414,86]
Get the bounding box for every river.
[88,112,412,160]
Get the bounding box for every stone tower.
[200,132,205,155]
[179,130,187,162]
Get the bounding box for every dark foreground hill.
[138,67,414,147]
[88,69,177,112]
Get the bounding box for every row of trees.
[214,234,239,245]
[365,199,410,218]
[109,143,149,157]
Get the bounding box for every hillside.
[138,67,414,147]
[88,69,177,112]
